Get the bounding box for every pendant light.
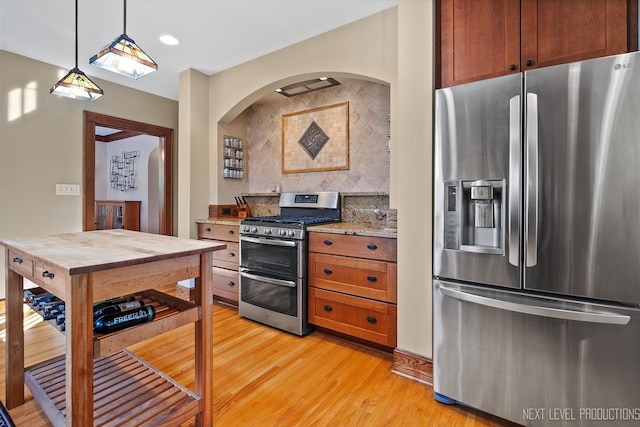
[50,0,104,101]
[90,0,158,79]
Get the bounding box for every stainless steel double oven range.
[239,192,340,336]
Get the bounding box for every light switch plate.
[56,184,80,195]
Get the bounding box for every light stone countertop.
[308,222,397,239]
[196,218,243,226]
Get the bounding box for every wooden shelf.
[27,289,200,358]
[25,349,200,427]
[93,289,200,357]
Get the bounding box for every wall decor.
[282,102,349,173]
[110,150,138,191]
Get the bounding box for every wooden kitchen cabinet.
[437,0,637,88]
[308,232,397,348]
[95,200,141,231]
[198,222,239,303]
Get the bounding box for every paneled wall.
[246,79,390,193]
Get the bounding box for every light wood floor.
[1,287,518,426]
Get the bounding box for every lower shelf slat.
[25,349,200,427]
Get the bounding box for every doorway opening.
[82,111,174,235]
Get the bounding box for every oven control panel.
[241,225,304,240]
[294,194,318,204]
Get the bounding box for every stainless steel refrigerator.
[433,51,640,426]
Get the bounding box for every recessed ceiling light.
[159,34,179,46]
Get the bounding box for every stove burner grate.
[242,216,339,226]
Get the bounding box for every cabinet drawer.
[8,249,34,277]
[309,287,397,347]
[309,232,396,262]
[33,262,66,297]
[198,223,239,242]
[308,252,397,303]
[212,241,239,270]
[212,267,239,302]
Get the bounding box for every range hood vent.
[275,78,340,97]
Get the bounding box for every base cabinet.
[198,223,239,303]
[308,232,397,347]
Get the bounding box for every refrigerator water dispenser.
[443,179,504,255]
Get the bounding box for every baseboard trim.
[392,348,433,386]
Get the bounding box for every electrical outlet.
[56,184,80,195]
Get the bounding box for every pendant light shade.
[90,0,157,79]
[90,33,157,79]
[51,67,104,101]
[50,0,103,101]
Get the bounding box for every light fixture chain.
[74,0,78,67]
[123,0,127,34]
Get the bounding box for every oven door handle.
[240,236,298,247]
[239,270,297,288]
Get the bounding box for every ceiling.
[0,0,397,101]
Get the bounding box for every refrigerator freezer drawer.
[434,280,640,427]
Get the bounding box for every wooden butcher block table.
[1,229,225,427]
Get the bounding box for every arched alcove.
[216,73,391,194]
[254,77,390,193]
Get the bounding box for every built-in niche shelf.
[223,135,244,179]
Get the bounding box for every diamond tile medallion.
[298,121,330,160]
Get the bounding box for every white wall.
[95,135,160,232]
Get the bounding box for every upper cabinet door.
[437,0,637,88]
[437,0,521,88]
[521,0,629,71]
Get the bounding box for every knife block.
[238,204,252,218]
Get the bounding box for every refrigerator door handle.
[508,95,520,266]
[525,93,539,267]
[440,285,631,325]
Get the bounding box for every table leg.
[5,266,24,409]
[65,273,94,426]
[194,252,213,426]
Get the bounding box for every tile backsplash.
[243,193,391,227]
[246,79,390,194]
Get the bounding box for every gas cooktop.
[240,192,340,238]
[241,215,340,226]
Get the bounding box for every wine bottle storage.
[24,287,200,358]
[25,349,200,427]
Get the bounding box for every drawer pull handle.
[229,253,235,258]
[367,275,377,282]
[228,281,235,287]
[323,239,333,246]
[324,268,333,275]
[323,305,333,312]
[366,316,377,324]
[205,227,211,232]
[42,271,55,279]
[12,257,23,264]
[367,243,378,250]
[228,230,235,235]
